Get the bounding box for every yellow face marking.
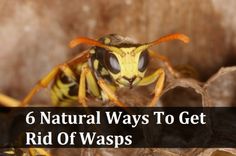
[120,47,136,55]
[108,46,147,87]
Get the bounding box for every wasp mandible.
[0,33,189,107]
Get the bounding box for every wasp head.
[69,34,189,88]
[103,44,150,88]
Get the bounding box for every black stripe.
[60,74,72,84]
[68,84,78,96]
[97,62,104,73]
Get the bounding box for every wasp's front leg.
[97,79,126,107]
[138,68,165,107]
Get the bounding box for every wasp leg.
[78,65,100,106]
[97,79,126,107]
[29,148,51,156]
[85,68,100,97]
[0,93,21,107]
[22,63,76,107]
[78,66,100,106]
[148,50,180,78]
[78,65,87,106]
[138,68,165,107]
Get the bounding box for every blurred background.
[0,0,236,155]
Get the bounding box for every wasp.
[0,33,189,107]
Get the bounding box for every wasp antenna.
[69,37,124,55]
[69,37,109,49]
[148,33,190,47]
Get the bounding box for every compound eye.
[138,51,149,72]
[105,53,120,74]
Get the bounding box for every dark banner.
[0,107,235,148]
